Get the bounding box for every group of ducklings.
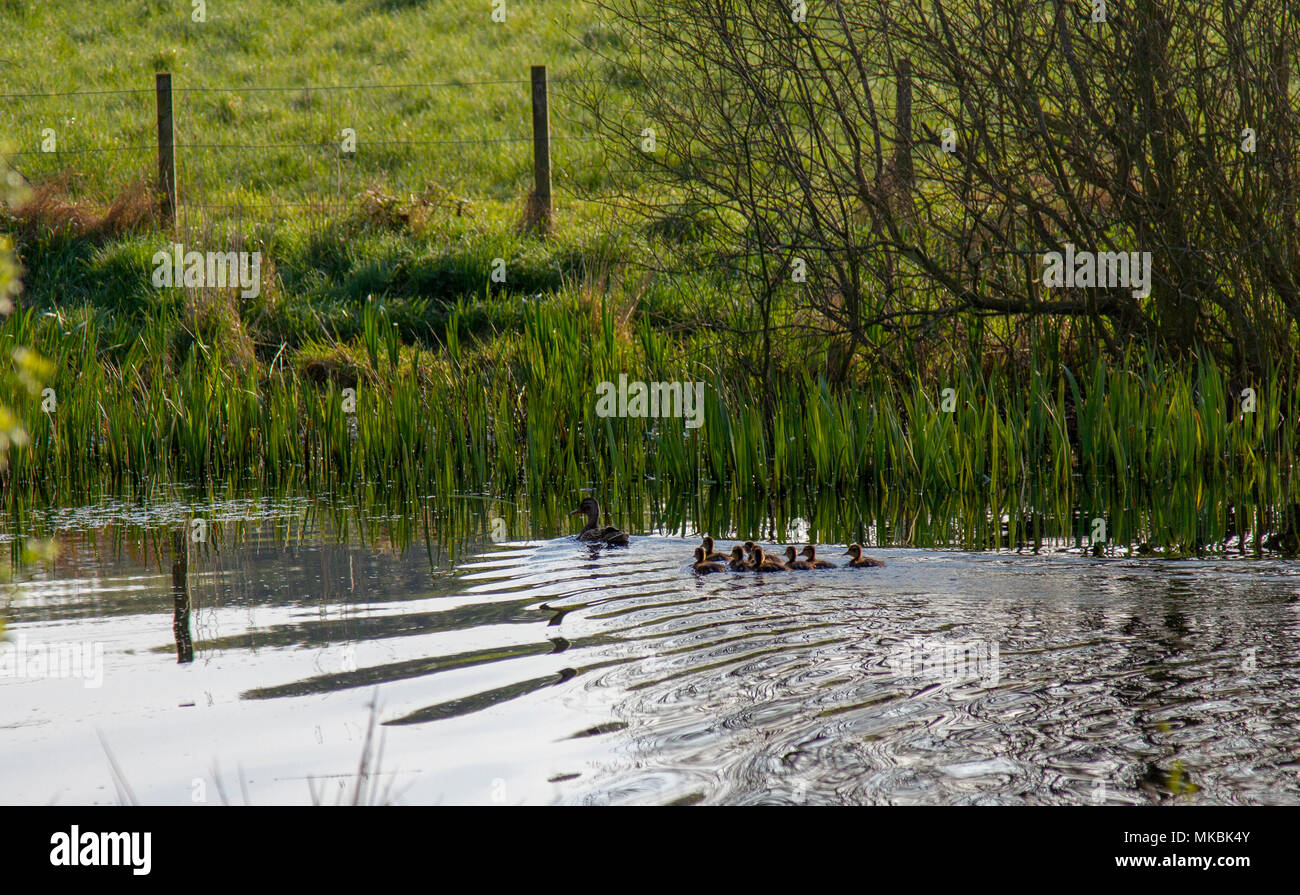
[569,499,886,572]
[692,536,883,573]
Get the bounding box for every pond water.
[4,496,1300,805]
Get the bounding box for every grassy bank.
[4,259,1300,554]
[5,159,1300,554]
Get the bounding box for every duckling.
[843,543,885,568]
[1264,530,1300,554]
[699,536,729,563]
[783,546,815,570]
[799,545,836,569]
[750,545,788,572]
[570,497,629,547]
[727,545,750,571]
[692,547,726,574]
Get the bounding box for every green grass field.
[0,0,609,205]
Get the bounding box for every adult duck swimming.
[570,498,630,546]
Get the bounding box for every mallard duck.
[751,545,788,572]
[570,497,629,546]
[727,545,750,571]
[843,543,884,568]
[700,536,729,563]
[783,546,815,570]
[799,545,836,569]
[693,546,726,574]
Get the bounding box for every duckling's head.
[729,545,745,561]
[694,547,706,563]
[785,546,798,563]
[702,535,716,552]
[742,540,757,555]
[752,546,766,563]
[801,545,817,559]
[844,543,862,558]
[570,497,599,517]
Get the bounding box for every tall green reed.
[3,297,1299,552]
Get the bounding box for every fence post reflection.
[171,528,193,664]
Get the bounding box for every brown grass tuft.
[5,174,161,242]
[351,181,473,234]
[100,178,159,237]
[574,260,641,343]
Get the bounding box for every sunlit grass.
[0,0,608,204]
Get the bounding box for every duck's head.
[784,546,798,563]
[752,546,767,563]
[729,545,745,561]
[694,547,706,563]
[844,543,862,558]
[742,540,757,556]
[702,535,716,552]
[570,497,599,518]
[801,545,817,559]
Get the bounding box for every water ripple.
[6,527,1300,805]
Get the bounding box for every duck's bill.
[568,509,583,516]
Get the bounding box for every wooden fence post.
[155,72,177,225]
[893,58,913,192]
[530,64,552,228]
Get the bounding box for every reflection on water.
[171,530,193,665]
[2,492,1300,805]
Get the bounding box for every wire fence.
[0,70,601,234]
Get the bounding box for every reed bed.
[3,294,1299,553]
